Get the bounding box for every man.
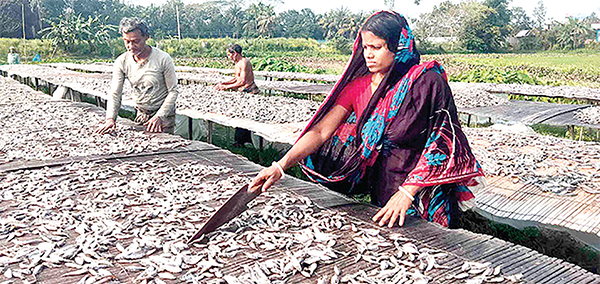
[7,47,20,64]
[214,44,258,147]
[214,44,259,94]
[94,17,178,135]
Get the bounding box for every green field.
[434,52,600,88]
[3,37,600,87]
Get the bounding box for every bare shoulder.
[238,58,252,69]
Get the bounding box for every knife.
[187,184,260,244]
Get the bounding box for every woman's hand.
[248,163,283,193]
[372,185,419,228]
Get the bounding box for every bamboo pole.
[21,3,26,39]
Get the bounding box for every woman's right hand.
[249,164,283,193]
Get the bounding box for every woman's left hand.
[372,185,418,228]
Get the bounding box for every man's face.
[122,30,148,56]
[226,50,235,61]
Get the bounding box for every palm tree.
[244,2,275,37]
[319,7,353,39]
[224,4,244,38]
[557,17,590,49]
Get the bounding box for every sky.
[128,0,600,23]
[272,0,598,21]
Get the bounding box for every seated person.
[7,47,20,64]
[214,44,259,94]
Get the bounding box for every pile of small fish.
[448,82,510,109]
[0,158,524,284]
[2,64,321,124]
[521,172,588,196]
[44,63,113,74]
[465,127,600,195]
[0,100,187,164]
[0,64,137,101]
[177,85,321,123]
[256,71,340,83]
[575,106,600,125]
[0,77,50,104]
[471,83,600,102]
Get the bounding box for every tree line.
[0,0,598,54]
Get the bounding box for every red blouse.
[335,74,374,120]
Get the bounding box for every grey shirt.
[106,47,178,121]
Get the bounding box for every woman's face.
[361,31,395,75]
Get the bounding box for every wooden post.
[175,4,181,41]
[567,125,575,140]
[21,3,26,39]
[467,115,472,127]
[207,121,213,144]
[188,117,193,140]
[579,126,584,141]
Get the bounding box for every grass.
[532,124,600,142]
[439,51,600,88]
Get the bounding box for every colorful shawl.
[298,11,485,222]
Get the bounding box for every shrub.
[0,38,55,63]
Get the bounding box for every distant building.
[427,37,456,44]
[515,30,531,38]
[508,30,532,49]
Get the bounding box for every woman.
[250,11,485,229]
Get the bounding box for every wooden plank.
[503,190,539,219]
[423,230,477,252]
[509,190,554,221]
[557,201,594,229]
[551,270,589,284]
[444,236,495,257]
[470,241,516,262]
[477,187,514,215]
[491,187,533,218]
[541,198,582,226]
[553,199,588,226]
[566,274,600,284]
[522,255,568,282]
[583,276,600,284]
[531,262,575,284]
[479,246,524,267]
[531,197,562,223]
[501,252,542,276]
[522,194,554,221]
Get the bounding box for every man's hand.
[372,185,419,228]
[93,118,116,135]
[144,116,163,133]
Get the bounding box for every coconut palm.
[243,2,276,38]
[556,17,590,49]
[318,7,355,39]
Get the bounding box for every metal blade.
[187,184,259,244]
